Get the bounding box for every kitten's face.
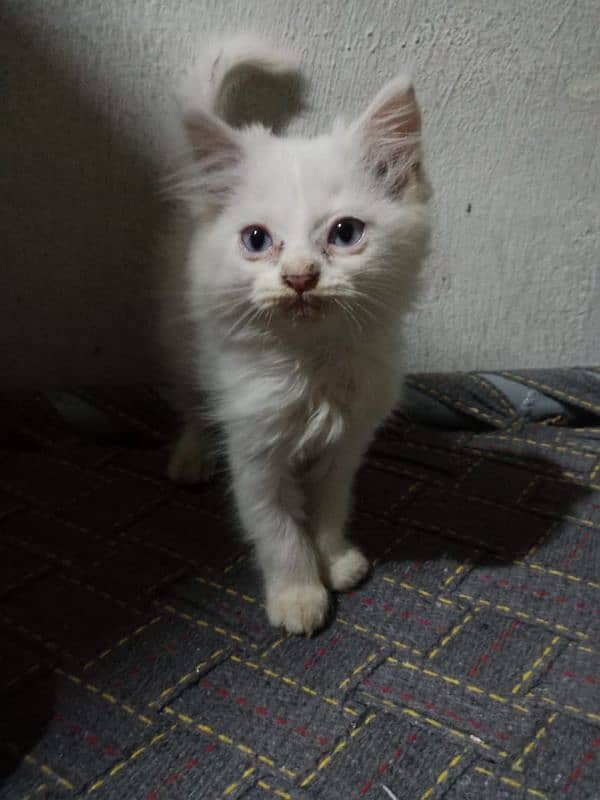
[184,78,430,336]
[205,134,421,326]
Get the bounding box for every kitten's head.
[178,76,430,338]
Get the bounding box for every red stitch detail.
[86,734,98,747]
[562,735,600,793]
[563,671,599,686]
[201,679,326,745]
[317,736,329,746]
[303,632,343,671]
[104,746,118,757]
[200,679,212,688]
[468,620,520,677]
[563,531,591,570]
[476,573,597,613]
[355,734,417,794]
[146,745,217,798]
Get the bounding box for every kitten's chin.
[266,295,328,322]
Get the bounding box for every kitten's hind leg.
[167,420,218,484]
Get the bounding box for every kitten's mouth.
[280,295,323,320]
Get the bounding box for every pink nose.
[282,273,319,295]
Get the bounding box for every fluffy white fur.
[163,36,431,635]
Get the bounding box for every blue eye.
[241,225,273,254]
[328,217,365,247]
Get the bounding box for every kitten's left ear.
[353,76,423,196]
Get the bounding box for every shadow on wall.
[0,12,163,387]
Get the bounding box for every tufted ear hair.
[353,75,423,197]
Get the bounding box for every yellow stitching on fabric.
[82,616,162,671]
[229,655,360,716]
[441,558,475,590]
[221,766,256,797]
[428,607,480,660]
[419,752,465,800]
[359,692,508,758]
[163,706,297,779]
[86,729,173,794]
[54,668,153,726]
[195,575,263,607]
[487,433,595,459]
[512,712,558,771]
[299,713,377,788]
[154,648,225,701]
[517,475,540,506]
[386,658,530,714]
[474,765,548,798]
[382,576,435,599]
[159,604,258,649]
[500,372,600,414]
[22,754,74,791]
[513,560,600,590]
[406,379,504,425]
[454,593,590,641]
[338,651,379,690]
[19,781,49,800]
[335,617,422,656]
[511,636,562,695]
[256,780,293,799]
[530,694,600,723]
[470,374,518,416]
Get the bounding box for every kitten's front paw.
[327,546,370,591]
[266,583,329,636]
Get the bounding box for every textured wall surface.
[1,0,598,386]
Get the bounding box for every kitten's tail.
[179,34,304,131]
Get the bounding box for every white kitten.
[163,36,430,635]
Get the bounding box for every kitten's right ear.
[178,110,242,212]
[183,110,241,165]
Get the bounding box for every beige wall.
[2,0,598,386]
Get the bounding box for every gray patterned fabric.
[0,369,599,800]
